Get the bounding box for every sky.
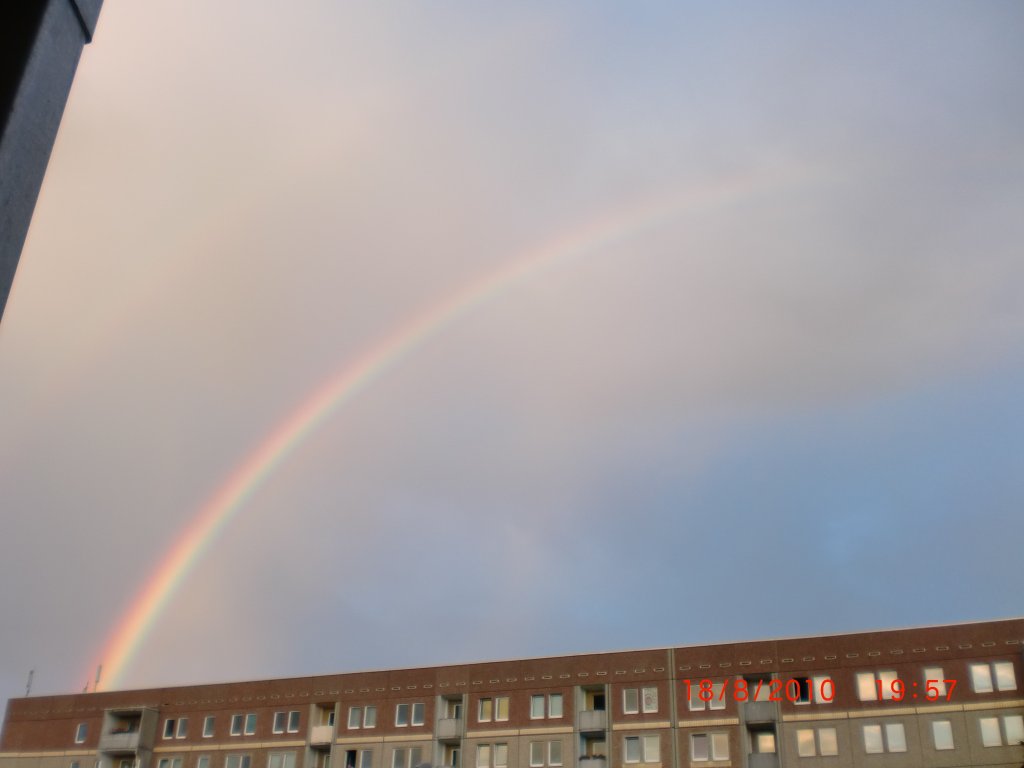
[1,1,1023,700]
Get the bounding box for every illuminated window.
[856,670,898,701]
[931,720,954,750]
[862,723,906,753]
[971,661,1017,693]
[796,727,837,757]
[980,715,1024,747]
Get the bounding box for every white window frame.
[363,707,377,728]
[411,703,424,727]
[198,757,210,768]
[225,756,251,768]
[287,711,300,734]
[971,661,1017,693]
[688,681,726,711]
[530,695,545,720]
[244,714,257,736]
[273,713,287,734]
[476,744,510,768]
[203,716,215,738]
[690,732,728,762]
[623,688,639,715]
[267,753,296,768]
[358,751,373,768]
[923,667,946,698]
[348,707,362,730]
[641,687,658,714]
[395,704,410,728]
[548,694,563,719]
[856,670,898,701]
[75,723,88,744]
[548,741,562,767]
[623,737,641,764]
[176,719,188,739]
[862,723,906,753]
[230,715,244,736]
[163,719,176,739]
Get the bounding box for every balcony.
[747,754,779,768]
[578,758,606,768]
[740,701,777,725]
[99,730,142,753]
[436,718,462,741]
[310,725,334,746]
[578,710,607,733]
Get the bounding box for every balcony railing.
[578,710,607,732]
[99,731,142,753]
[437,718,462,740]
[741,701,777,725]
[578,757,606,768]
[747,754,779,768]
[310,725,334,745]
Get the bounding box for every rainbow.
[92,170,787,691]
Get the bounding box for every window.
[411,703,424,727]
[475,744,506,768]
[623,689,639,715]
[203,717,215,738]
[690,733,728,762]
[349,706,376,729]
[177,719,188,739]
[641,687,657,713]
[530,694,563,719]
[198,757,210,768]
[230,715,244,736]
[225,756,251,768]
[477,697,508,722]
[862,723,906,754]
[745,675,772,702]
[70,762,80,768]
[268,754,296,768]
[923,668,946,698]
[358,752,373,768]
[856,670,898,701]
[531,696,545,719]
[750,730,775,753]
[390,748,423,768]
[75,723,88,744]
[688,681,725,711]
[287,711,300,733]
[971,661,1017,693]
[796,728,838,757]
[529,741,563,768]
[273,713,287,734]
[932,720,954,750]
[395,704,410,727]
[157,759,183,768]
[164,719,176,739]
[979,715,1024,747]
[791,678,811,705]
[622,687,658,714]
[244,714,257,736]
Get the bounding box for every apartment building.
[2,618,1022,768]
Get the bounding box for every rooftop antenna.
[24,669,33,697]
[94,664,103,693]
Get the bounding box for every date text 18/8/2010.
[682,678,958,704]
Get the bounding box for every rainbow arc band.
[91,169,798,691]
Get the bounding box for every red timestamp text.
[683,677,835,704]
[681,677,958,704]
